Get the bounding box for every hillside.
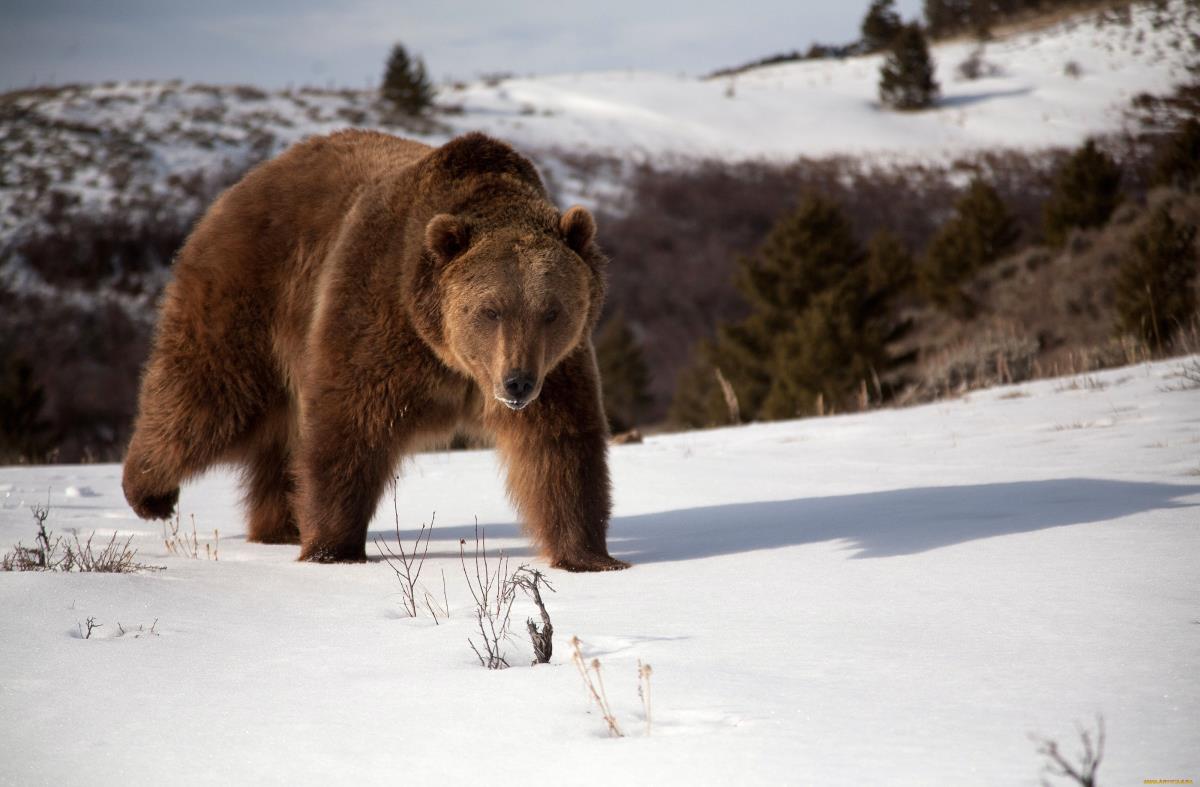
[1,0,1193,248]
[1,356,1197,784]
[446,1,1193,160]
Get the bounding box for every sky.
[0,0,924,91]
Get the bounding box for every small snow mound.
[63,485,99,498]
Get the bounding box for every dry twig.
[77,616,101,639]
[116,619,160,638]
[1032,715,1104,787]
[637,660,653,735]
[164,512,218,559]
[374,496,436,618]
[513,567,555,664]
[461,522,517,669]
[570,636,623,737]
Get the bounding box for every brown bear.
[122,130,628,571]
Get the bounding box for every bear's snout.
[498,369,537,410]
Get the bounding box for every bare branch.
[513,567,555,664]
[373,487,436,618]
[461,523,517,669]
[1032,715,1104,787]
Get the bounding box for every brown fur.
[122,130,627,571]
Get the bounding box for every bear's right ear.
[425,214,471,264]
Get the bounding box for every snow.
[2,0,1194,256]
[444,1,1197,160]
[2,357,1198,784]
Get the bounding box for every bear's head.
[416,204,605,411]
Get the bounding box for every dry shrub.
[374,491,439,619]
[163,512,219,560]
[3,499,161,573]
[460,523,517,669]
[903,187,1200,397]
[11,209,190,292]
[919,324,1041,394]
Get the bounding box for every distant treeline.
[707,0,1130,79]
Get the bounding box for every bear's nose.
[503,370,535,401]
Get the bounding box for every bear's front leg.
[489,347,629,572]
[294,388,403,563]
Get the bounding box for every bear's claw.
[551,553,631,572]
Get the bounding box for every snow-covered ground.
[448,1,1196,160]
[1,357,1197,785]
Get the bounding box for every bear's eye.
[483,308,500,321]
[544,308,559,324]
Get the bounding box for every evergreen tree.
[1152,118,1200,192]
[709,196,866,419]
[861,0,904,52]
[1042,139,1123,247]
[1114,206,1197,350]
[685,196,909,422]
[866,228,916,296]
[879,24,940,111]
[381,43,435,115]
[924,0,969,37]
[594,312,652,433]
[918,178,1018,312]
[0,348,49,463]
[760,269,891,418]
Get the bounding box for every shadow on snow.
[372,478,1199,565]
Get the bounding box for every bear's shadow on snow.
[371,478,1198,565]
[606,478,1199,563]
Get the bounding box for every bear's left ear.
[559,205,595,254]
[425,214,471,264]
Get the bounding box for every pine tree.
[918,178,1018,312]
[686,196,909,422]
[708,196,867,420]
[381,43,435,115]
[861,0,904,52]
[594,312,652,433]
[1152,118,1200,192]
[760,269,890,418]
[879,24,940,111]
[1114,206,1197,351]
[866,229,916,296]
[1042,139,1123,247]
[924,0,969,38]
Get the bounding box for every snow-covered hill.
[0,0,1194,253]
[1,357,1197,784]
[447,1,1195,160]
